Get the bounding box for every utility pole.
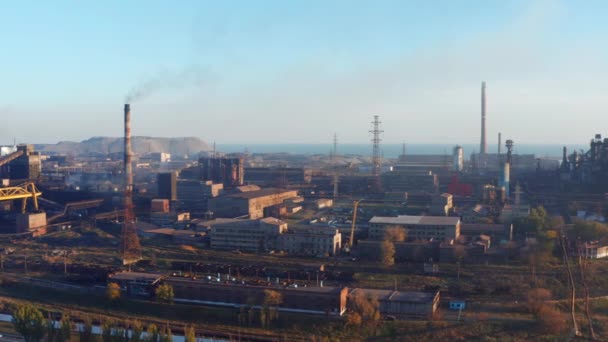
[560,231,580,337]
[332,133,339,200]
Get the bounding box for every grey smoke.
[125,65,215,103]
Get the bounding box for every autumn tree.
[106,282,121,302]
[349,291,381,326]
[261,289,283,326]
[536,305,567,335]
[155,284,174,304]
[380,240,395,266]
[569,221,608,241]
[101,320,113,342]
[384,226,406,242]
[526,288,552,315]
[130,320,143,342]
[12,304,46,342]
[78,316,93,342]
[145,323,159,342]
[58,313,72,342]
[184,325,196,342]
[159,325,172,342]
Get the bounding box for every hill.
[35,136,210,156]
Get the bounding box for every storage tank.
[452,145,464,172]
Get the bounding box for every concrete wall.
[16,212,47,233]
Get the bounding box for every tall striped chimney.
[124,104,133,198]
[480,82,487,155]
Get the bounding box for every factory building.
[176,179,223,216]
[199,157,244,188]
[278,227,342,256]
[349,288,440,319]
[210,217,287,252]
[208,218,341,255]
[381,170,438,193]
[429,193,453,216]
[368,215,460,241]
[560,134,608,192]
[167,277,348,316]
[7,145,42,180]
[244,167,312,186]
[157,172,177,201]
[208,188,298,219]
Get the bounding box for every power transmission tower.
[370,116,383,176]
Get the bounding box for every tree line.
[11,303,197,342]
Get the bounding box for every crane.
[348,199,364,250]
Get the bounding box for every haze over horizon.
[2,0,608,145]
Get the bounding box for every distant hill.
[35,136,210,156]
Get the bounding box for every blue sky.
[1,0,608,145]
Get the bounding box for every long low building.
[368,215,461,241]
[166,276,348,316]
[349,288,440,319]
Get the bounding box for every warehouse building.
[210,217,287,252]
[369,215,460,241]
[208,188,298,219]
[349,288,440,319]
[209,218,341,255]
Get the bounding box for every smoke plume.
[125,65,215,103]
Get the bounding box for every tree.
[145,323,159,342]
[101,320,113,342]
[78,316,93,342]
[514,206,550,236]
[12,304,46,342]
[345,312,362,327]
[526,288,552,315]
[380,240,395,266]
[262,289,283,326]
[184,325,196,342]
[130,320,143,342]
[536,305,567,335]
[569,221,608,241]
[384,226,406,242]
[106,282,121,302]
[58,313,72,342]
[155,284,174,304]
[46,313,59,342]
[349,291,381,325]
[450,245,468,281]
[159,325,172,342]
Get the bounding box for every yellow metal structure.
[0,182,41,213]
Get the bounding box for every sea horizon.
[217,143,588,159]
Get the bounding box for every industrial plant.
[0,81,605,341]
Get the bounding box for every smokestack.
[498,132,502,155]
[480,82,487,155]
[124,104,132,195]
[121,103,142,265]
